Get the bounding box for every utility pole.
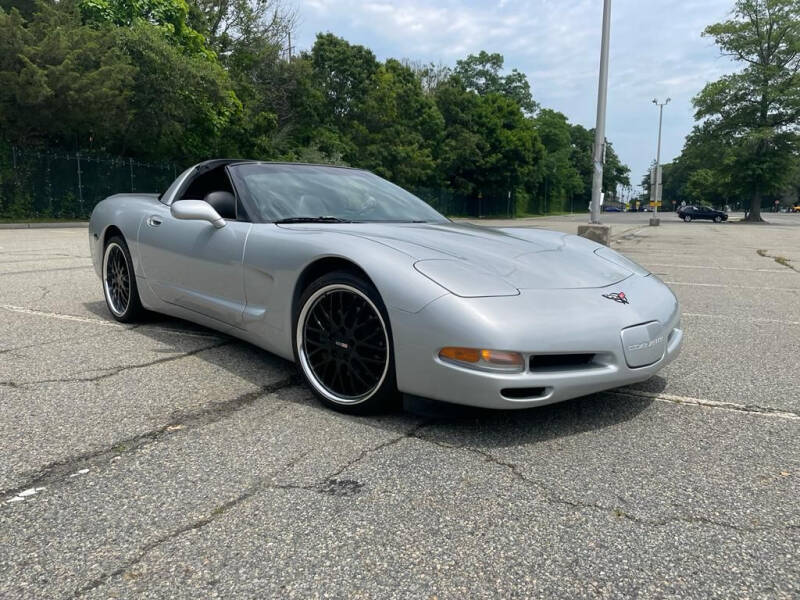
[579,0,612,245]
[651,97,670,226]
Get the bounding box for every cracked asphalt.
[1,213,798,599]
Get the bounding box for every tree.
[686,169,718,205]
[602,142,630,194]
[0,3,135,148]
[452,51,538,114]
[349,59,443,188]
[114,21,242,161]
[434,81,544,207]
[534,109,583,213]
[188,0,295,58]
[78,0,211,56]
[695,0,800,221]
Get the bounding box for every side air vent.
[529,354,596,372]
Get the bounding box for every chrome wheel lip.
[296,283,390,406]
[102,242,130,317]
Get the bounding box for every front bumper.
[390,275,683,410]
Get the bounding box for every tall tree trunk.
[747,189,763,222]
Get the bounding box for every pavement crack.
[325,420,433,481]
[0,330,110,356]
[261,421,433,499]
[8,340,233,387]
[413,434,798,533]
[1,375,301,502]
[69,447,310,598]
[71,485,262,599]
[756,248,799,273]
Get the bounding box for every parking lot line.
[664,280,800,292]
[644,263,790,274]
[611,389,800,420]
[683,312,800,326]
[0,304,223,339]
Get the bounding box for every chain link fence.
[0,145,179,220]
[1,145,527,220]
[411,187,517,218]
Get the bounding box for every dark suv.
[677,205,728,223]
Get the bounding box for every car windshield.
[230,163,448,224]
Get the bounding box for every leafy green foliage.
[686,0,800,219]
[453,51,538,115]
[0,3,631,217]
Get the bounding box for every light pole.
[651,97,670,225]
[578,0,612,245]
[589,0,612,225]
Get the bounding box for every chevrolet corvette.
[89,159,683,413]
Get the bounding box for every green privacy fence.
[0,145,524,220]
[0,146,179,220]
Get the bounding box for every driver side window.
[180,167,239,220]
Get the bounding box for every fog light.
[439,347,524,372]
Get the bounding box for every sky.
[293,0,740,193]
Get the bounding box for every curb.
[0,222,89,230]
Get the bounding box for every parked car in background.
[678,205,728,222]
[791,204,800,213]
[603,206,622,212]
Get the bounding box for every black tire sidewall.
[293,271,398,414]
[103,235,143,323]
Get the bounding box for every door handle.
[147,216,162,227]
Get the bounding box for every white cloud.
[296,0,737,183]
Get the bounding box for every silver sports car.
[89,159,683,413]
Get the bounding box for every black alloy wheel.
[102,235,144,322]
[295,271,397,413]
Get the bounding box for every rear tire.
[293,271,399,414]
[684,215,692,222]
[102,235,144,323]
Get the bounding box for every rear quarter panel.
[89,194,161,278]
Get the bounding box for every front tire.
[294,271,398,414]
[714,215,722,223]
[684,215,692,222]
[102,235,144,323]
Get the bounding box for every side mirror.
[171,200,226,229]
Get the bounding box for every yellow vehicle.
[792,204,800,213]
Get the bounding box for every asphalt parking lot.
[1,212,798,598]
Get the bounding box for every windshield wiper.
[274,216,353,224]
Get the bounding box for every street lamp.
[651,97,670,225]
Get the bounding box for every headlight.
[414,260,519,298]
[439,347,525,373]
[594,247,650,276]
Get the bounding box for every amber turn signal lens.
[439,347,480,363]
[439,347,524,372]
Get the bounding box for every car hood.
[297,222,633,290]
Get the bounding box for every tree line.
[0,0,631,218]
[658,0,800,221]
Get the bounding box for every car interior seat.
[204,191,236,220]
